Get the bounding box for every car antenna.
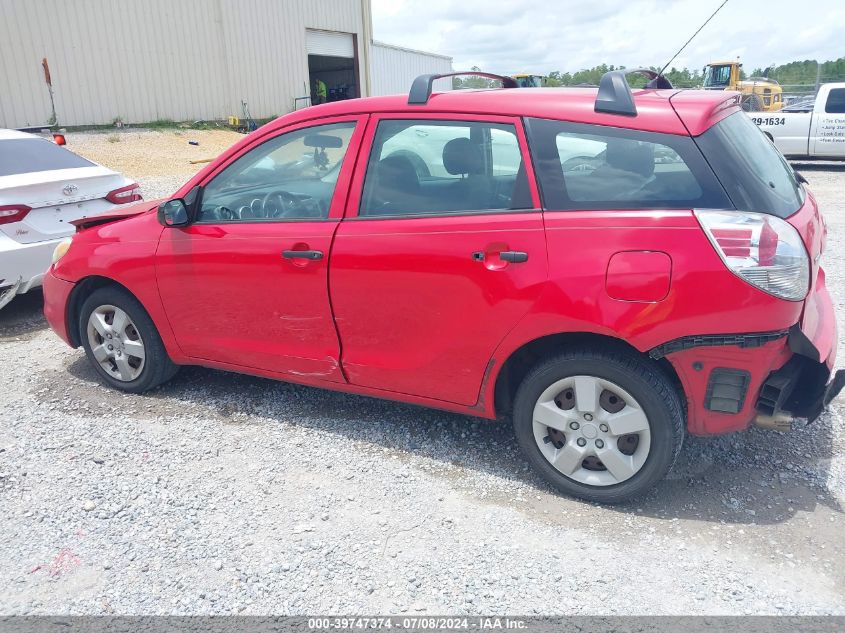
[658,0,730,77]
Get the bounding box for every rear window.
[0,138,93,177]
[825,88,845,114]
[695,112,804,218]
[525,118,731,210]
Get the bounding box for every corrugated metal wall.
[0,0,372,128]
[371,41,453,97]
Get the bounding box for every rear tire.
[512,347,684,504]
[78,286,178,393]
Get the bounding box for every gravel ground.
[66,128,243,201]
[0,150,843,615]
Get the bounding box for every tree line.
[452,57,845,92]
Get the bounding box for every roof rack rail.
[408,71,518,105]
[594,68,673,117]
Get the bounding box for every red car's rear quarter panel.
[481,209,808,432]
[516,210,803,347]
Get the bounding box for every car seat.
[442,137,492,210]
[365,154,422,215]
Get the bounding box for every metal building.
[371,41,453,96]
[0,0,450,128]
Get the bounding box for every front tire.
[78,286,178,393]
[512,348,684,503]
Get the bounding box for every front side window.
[526,118,730,210]
[359,120,532,217]
[197,122,355,222]
[825,88,845,114]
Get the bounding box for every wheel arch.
[490,331,684,419]
[66,276,145,347]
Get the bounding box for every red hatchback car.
[43,70,842,502]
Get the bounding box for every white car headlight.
[52,237,73,265]
[695,210,809,301]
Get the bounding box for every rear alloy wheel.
[79,286,178,393]
[513,349,684,503]
[532,375,652,486]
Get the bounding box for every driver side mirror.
[158,199,190,227]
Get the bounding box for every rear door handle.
[499,251,529,263]
[282,250,323,260]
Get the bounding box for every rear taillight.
[0,205,31,226]
[105,183,142,204]
[696,210,809,301]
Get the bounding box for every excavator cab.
[703,63,736,89]
[512,74,545,88]
[703,60,783,112]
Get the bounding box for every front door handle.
[499,251,529,263]
[282,249,323,260]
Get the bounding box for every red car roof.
[274,87,742,137]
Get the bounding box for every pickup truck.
[750,82,845,159]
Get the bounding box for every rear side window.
[0,139,94,177]
[359,120,532,218]
[695,111,804,218]
[525,118,730,210]
[825,88,845,113]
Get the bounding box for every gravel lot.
[66,128,244,201]
[0,136,843,615]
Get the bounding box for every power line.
[659,0,730,77]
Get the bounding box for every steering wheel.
[261,191,300,218]
[213,205,238,221]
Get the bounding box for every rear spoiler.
[70,202,158,230]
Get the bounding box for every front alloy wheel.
[86,304,146,381]
[79,286,178,393]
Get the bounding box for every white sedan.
[0,129,140,309]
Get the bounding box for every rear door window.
[525,118,730,210]
[0,139,94,176]
[359,119,532,217]
[695,111,804,218]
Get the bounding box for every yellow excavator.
[511,73,545,88]
[703,60,783,112]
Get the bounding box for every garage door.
[306,30,354,58]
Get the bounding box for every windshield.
[695,111,804,218]
[0,138,93,177]
[703,65,732,88]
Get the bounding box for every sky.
[371,0,845,76]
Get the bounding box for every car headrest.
[605,139,655,177]
[442,137,483,175]
[377,154,420,192]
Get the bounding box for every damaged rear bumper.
[756,336,845,424]
[658,323,840,435]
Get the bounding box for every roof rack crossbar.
[408,71,518,105]
[594,68,673,117]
